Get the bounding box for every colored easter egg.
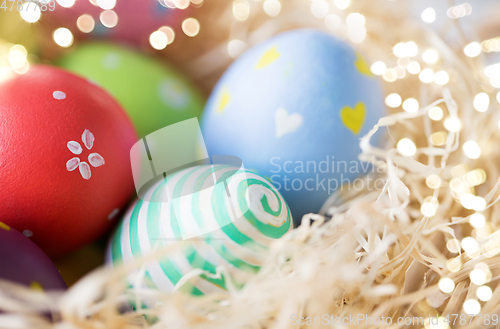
[0,222,66,290]
[0,66,138,257]
[107,164,292,298]
[201,29,386,224]
[58,42,204,139]
[44,0,190,47]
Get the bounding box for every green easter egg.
[58,42,204,138]
[106,164,292,298]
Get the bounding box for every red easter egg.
[0,66,138,258]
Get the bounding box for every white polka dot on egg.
[23,229,33,238]
[102,53,121,70]
[108,208,120,220]
[158,79,189,109]
[53,91,66,100]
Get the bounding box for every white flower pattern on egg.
[66,129,105,180]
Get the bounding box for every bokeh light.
[433,71,449,85]
[448,3,472,19]
[421,7,436,23]
[12,61,30,75]
[57,0,76,8]
[463,141,481,159]
[407,61,421,74]
[346,13,366,43]
[431,132,447,146]
[182,18,200,37]
[477,286,492,301]
[346,13,365,27]
[325,14,341,31]
[397,138,417,156]
[77,15,95,33]
[393,42,418,58]
[424,317,449,329]
[473,93,490,112]
[370,61,386,75]
[263,0,281,17]
[159,26,175,44]
[426,175,441,189]
[100,10,118,28]
[405,41,418,57]
[227,39,247,58]
[385,93,402,108]
[463,299,481,315]
[422,49,439,63]
[446,239,461,253]
[395,66,406,79]
[428,106,443,121]
[465,169,486,186]
[402,98,419,113]
[333,0,350,10]
[419,68,434,83]
[482,37,500,53]
[444,117,461,132]
[461,194,486,211]
[96,0,116,10]
[438,277,455,293]
[461,237,479,254]
[470,269,487,285]
[382,68,397,82]
[451,164,467,178]
[447,257,462,272]
[398,57,411,68]
[421,197,438,217]
[53,28,74,48]
[173,0,190,9]
[464,42,481,57]
[149,31,168,50]
[8,45,28,69]
[470,213,486,228]
[233,0,250,21]
[20,2,41,23]
[393,43,406,58]
[311,0,329,19]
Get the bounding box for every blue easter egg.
[201,29,386,224]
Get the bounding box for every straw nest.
[2,0,500,328]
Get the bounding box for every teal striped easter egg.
[107,164,292,298]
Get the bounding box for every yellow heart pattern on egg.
[217,88,231,114]
[355,53,373,77]
[340,102,366,135]
[256,47,280,69]
[30,281,44,291]
[0,222,10,231]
